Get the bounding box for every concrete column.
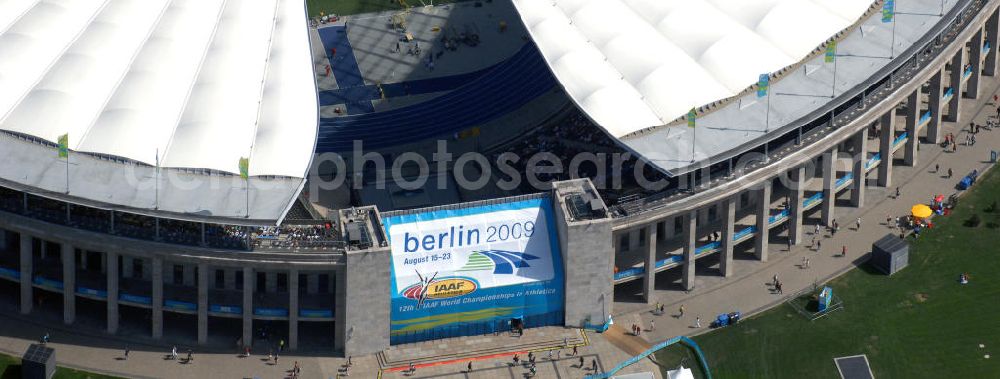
[968,28,984,98]
[986,10,999,77]
[720,196,736,277]
[927,69,944,144]
[80,250,87,271]
[851,127,869,207]
[141,258,151,280]
[107,252,119,334]
[789,166,805,245]
[100,253,107,274]
[288,269,299,351]
[197,263,208,345]
[642,225,657,304]
[878,111,894,187]
[754,180,771,262]
[62,244,75,325]
[224,269,236,290]
[183,265,195,287]
[903,90,919,166]
[39,240,47,261]
[242,266,253,349]
[0,229,6,251]
[682,211,696,291]
[265,272,277,293]
[948,48,965,122]
[19,234,31,314]
[151,256,163,339]
[663,216,676,239]
[121,256,133,278]
[821,147,837,227]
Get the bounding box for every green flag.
[825,41,837,63]
[57,133,69,158]
[687,108,696,128]
[239,157,249,179]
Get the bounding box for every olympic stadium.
[0,0,997,364]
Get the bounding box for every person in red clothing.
[330,47,336,57]
[842,245,847,257]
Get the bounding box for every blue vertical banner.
[882,0,895,23]
[687,108,696,128]
[756,74,770,98]
[382,197,564,344]
[825,41,837,63]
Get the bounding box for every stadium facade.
[0,0,998,357]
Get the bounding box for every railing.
[836,172,854,188]
[866,153,881,170]
[943,87,955,102]
[893,132,908,148]
[919,110,932,126]
[768,209,789,225]
[803,192,824,209]
[610,0,983,221]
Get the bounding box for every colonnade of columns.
[622,6,1000,302]
[3,233,338,352]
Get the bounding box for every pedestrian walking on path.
[695,317,701,328]
[678,305,685,318]
[650,319,655,331]
[170,346,177,360]
[467,361,472,373]
[776,281,783,294]
[842,245,848,257]
[856,217,862,231]
[592,359,598,372]
[802,256,810,269]
[123,346,129,360]
[895,187,901,199]
[579,356,584,369]
[772,274,779,287]
[935,163,939,173]
[948,168,953,178]
[572,345,578,356]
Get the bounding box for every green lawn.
[306,0,469,17]
[658,167,1000,378]
[0,352,122,379]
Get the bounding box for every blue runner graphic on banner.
[382,197,564,344]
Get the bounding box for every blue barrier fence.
[734,226,756,241]
[866,153,881,170]
[300,309,334,318]
[76,287,107,298]
[587,335,712,379]
[964,65,973,78]
[836,172,854,188]
[803,192,824,209]
[254,308,289,317]
[919,110,932,125]
[893,132,908,147]
[768,209,789,225]
[119,293,152,305]
[165,300,197,311]
[944,87,955,101]
[33,276,63,290]
[210,305,242,315]
[0,267,20,280]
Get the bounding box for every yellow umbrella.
[911,204,933,218]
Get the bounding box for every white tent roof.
[0,0,317,178]
[0,0,317,223]
[512,0,874,137]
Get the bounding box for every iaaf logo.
[401,273,478,305]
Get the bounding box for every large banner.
[382,197,564,337]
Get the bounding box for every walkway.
[317,25,373,114]
[612,69,1000,360]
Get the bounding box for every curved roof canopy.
[512,0,874,137]
[0,0,317,223]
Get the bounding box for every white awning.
[0,0,317,223]
[512,0,874,136]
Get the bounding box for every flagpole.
[154,148,159,210]
[890,12,897,59]
[65,150,70,194]
[691,118,696,163]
